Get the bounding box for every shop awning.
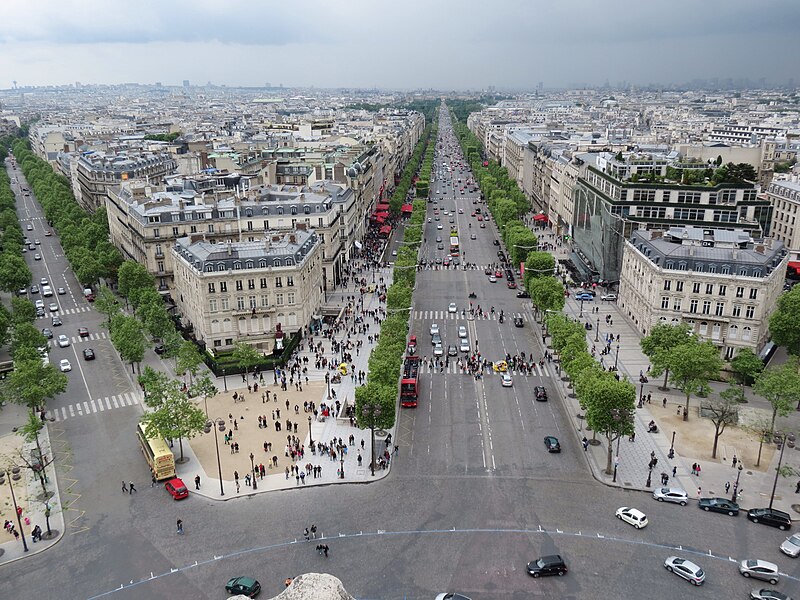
[375,211,389,218]
[379,225,392,235]
[401,203,413,213]
[533,213,549,222]
[788,261,800,274]
[376,203,390,211]
[375,216,386,224]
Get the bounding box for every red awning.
[379,225,392,235]
[375,216,386,224]
[401,203,413,213]
[788,261,800,274]
[375,211,389,218]
[533,213,548,222]
[376,203,390,211]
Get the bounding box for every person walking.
[304,527,310,541]
[725,481,731,494]
[795,480,800,494]
[195,475,201,490]
[121,481,128,493]
[176,519,184,534]
[310,524,317,539]
[129,481,136,494]
[323,544,329,557]
[732,455,738,468]
[151,473,157,487]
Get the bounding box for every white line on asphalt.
[97,399,104,411]
[105,397,111,410]
[112,396,119,408]
[83,401,90,413]
[90,399,97,413]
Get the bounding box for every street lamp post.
[614,343,620,370]
[308,415,313,449]
[204,417,226,496]
[250,452,257,490]
[638,382,644,408]
[732,463,744,502]
[613,455,619,483]
[362,403,382,477]
[222,368,227,393]
[340,453,345,479]
[3,469,29,552]
[645,464,653,488]
[325,372,331,400]
[769,435,787,510]
[668,431,676,459]
[579,298,584,318]
[595,317,600,342]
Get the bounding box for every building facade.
[619,226,787,359]
[765,177,800,252]
[171,228,323,353]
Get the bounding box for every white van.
[42,285,53,297]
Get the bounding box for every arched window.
[233,262,242,270]
[205,264,213,272]
[217,263,225,271]
[742,326,752,341]
[259,260,267,268]
[245,261,254,269]
[699,321,708,336]
[728,325,738,339]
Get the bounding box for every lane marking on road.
[85,525,800,600]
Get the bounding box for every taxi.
[492,360,508,373]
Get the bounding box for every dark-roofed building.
[619,226,788,359]
[171,229,323,353]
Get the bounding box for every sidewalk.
[179,262,399,499]
[530,223,800,516]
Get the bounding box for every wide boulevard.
[1,111,797,599]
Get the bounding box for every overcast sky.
[1,0,798,90]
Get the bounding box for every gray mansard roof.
[174,229,318,273]
[629,226,786,277]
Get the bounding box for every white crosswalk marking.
[48,392,140,422]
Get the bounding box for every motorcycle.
[468,291,477,299]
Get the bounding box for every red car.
[477,215,483,221]
[495,270,503,278]
[507,282,517,289]
[165,478,189,500]
[78,327,89,338]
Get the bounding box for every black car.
[513,316,524,327]
[225,576,261,597]
[42,328,53,339]
[447,345,458,357]
[698,497,739,516]
[544,436,561,453]
[535,386,548,401]
[516,290,530,298]
[748,508,792,530]
[527,555,567,577]
[82,348,95,361]
[493,240,500,246]
[154,343,166,355]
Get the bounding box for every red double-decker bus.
[400,355,420,407]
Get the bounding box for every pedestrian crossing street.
[47,391,142,422]
[413,310,531,322]
[415,361,550,377]
[38,306,92,318]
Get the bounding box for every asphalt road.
[3,116,800,600]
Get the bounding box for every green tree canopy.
[140,393,207,462]
[528,276,565,317]
[582,374,636,473]
[640,322,692,390]
[7,356,68,410]
[669,340,723,417]
[730,348,764,385]
[754,358,800,432]
[769,286,800,355]
[110,314,146,373]
[231,342,261,380]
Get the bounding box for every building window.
[233,262,242,270]
[247,221,253,231]
[220,282,227,292]
[235,280,243,291]
[721,265,730,274]
[208,224,215,233]
[712,323,721,339]
[261,295,269,307]
[190,225,197,234]
[275,277,282,287]
[276,293,284,305]
[260,278,268,289]
[728,325,739,339]
[732,304,741,317]
[693,283,701,294]
[157,261,165,273]
[213,340,222,348]
[676,281,684,292]
[208,282,216,293]
[742,327,752,341]
[217,264,225,271]
[155,244,163,256]
[749,288,758,300]
[172,227,179,236]
[719,285,726,296]
[153,228,160,238]
[661,296,669,309]
[739,267,748,276]
[287,292,295,304]
[663,280,671,291]
[745,306,755,319]
[249,296,257,309]
[221,298,229,311]
[705,284,714,295]
[702,300,711,315]
[690,299,698,313]
[236,297,245,310]
[209,299,217,312]
[286,276,294,287]
[248,279,255,290]
[715,302,725,316]
[672,298,682,311]
[736,286,744,298]
[699,321,708,336]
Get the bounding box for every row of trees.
[354,114,437,433]
[546,312,635,474]
[388,124,433,217]
[11,140,123,286]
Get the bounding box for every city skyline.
[1,0,798,90]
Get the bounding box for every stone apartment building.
[105,180,358,295]
[171,228,323,353]
[619,226,787,360]
[764,176,800,252]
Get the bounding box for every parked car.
[57,287,66,295]
[652,487,688,506]
[435,594,472,600]
[601,293,617,301]
[516,290,530,298]
[780,533,800,557]
[749,589,793,600]
[51,316,62,327]
[748,507,792,530]
[526,555,567,577]
[459,339,470,353]
[664,556,705,585]
[458,326,467,338]
[225,576,261,597]
[698,497,739,516]
[447,345,458,357]
[433,343,444,357]
[42,328,53,339]
[739,559,779,585]
[543,436,561,453]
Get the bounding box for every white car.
[615,506,648,529]
[652,487,688,506]
[57,334,70,348]
[437,224,443,230]
[433,343,444,357]
[501,373,513,387]
[59,359,72,372]
[664,556,705,586]
[430,323,440,336]
[459,339,470,353]
[739,559,779,585]
[780,533,800,557]
[601,293,617,301]
[40,277,49,286]
[488,275,497,283]
[458,325,467,338]
[448,302,457,313]
[48,303,59,312]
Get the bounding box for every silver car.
[664,556,705,585]
[780,533,800,557]
[740,559,779,585]
[652,487,688,506]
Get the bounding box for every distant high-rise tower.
[183,80,190,89]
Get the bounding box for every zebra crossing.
[413,310,530,322]
[416,361,550,377]
[37,306,92,319]
[47,391,142,422]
